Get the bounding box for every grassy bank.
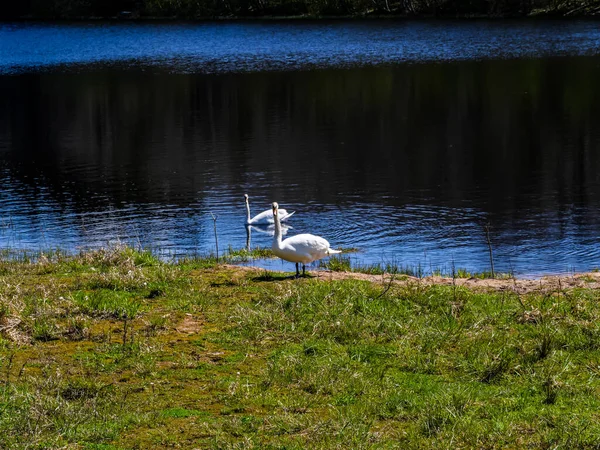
[2,247,600,448]
[3,0,600,19]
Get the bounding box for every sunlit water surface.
[2,20,600,276]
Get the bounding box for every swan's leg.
[295,263,300,278]
[302,264,306,276]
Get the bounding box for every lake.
[2,20,600,276]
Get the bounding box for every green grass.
[223,245,275,262]
[177,246,275,270]
[320,255,513,279]
[1,246,600,448]
[319,254,421,276]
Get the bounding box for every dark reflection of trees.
[1,0,595,20]
[1,57,600,217]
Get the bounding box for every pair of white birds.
[244,194,341,277]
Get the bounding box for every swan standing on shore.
[245,194,294,225]
[271,202,341,277]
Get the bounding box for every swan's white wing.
[279,210,295,222]
[248,209,274,225]
[250,208,294,224]
[280,233,333,263]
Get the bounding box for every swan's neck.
[273,213,283,247]
[245,199,251,222]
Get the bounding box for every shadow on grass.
[250,271,315,282]
[209,280,239,287]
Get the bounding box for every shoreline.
[227,263,600,294]
[3,246,598,291]
[4,245,599,289]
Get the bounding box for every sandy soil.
[226,264,600,295]
[176,313,204,334]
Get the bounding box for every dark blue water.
[2,20,600,276]
[2,20,600,73]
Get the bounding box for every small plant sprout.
[484,222,495,278]
[210,212,219,262]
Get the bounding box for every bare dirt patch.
[176,314,203,335]
[228,264,600,295]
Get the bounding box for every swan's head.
[244,194,249,201]
[272,202,279,216]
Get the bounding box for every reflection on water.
[1,22,600,276]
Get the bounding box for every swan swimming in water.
[271,202,341,277]
[245,194,294,225]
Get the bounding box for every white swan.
[271,202,341,277]
[245,194,294,225]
